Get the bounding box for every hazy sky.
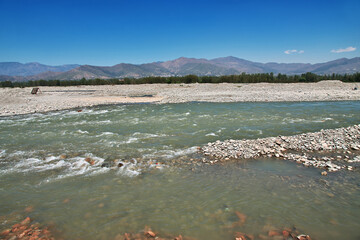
[0,0,359,65]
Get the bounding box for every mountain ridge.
[1,57,359,81]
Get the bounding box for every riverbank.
[1,81,359,116]
[201,124,360,173]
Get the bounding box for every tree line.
[1,72,359,88]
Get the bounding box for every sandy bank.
[0,81,359,116]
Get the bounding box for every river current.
[0,101,359,239]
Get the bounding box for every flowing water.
[0,101,360,240]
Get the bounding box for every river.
[1,101,359,239]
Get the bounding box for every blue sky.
[0,0,359,65]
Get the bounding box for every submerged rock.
[0,217,55,240]
[268,230,281,237]
[115,226,196,240]
[20,217,30,225]
[24,206,34,213]
[145,230,156,238]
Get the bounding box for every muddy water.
[0,102,360,239]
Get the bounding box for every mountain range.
[0,62,80,77]
[1,57,359,81]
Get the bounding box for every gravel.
[1,81,359,116]
[201,124,360,172]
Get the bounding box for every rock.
[85,157,95,165]
[59,154,67,159]
[18,229,31,238]
[145,230,156,238]
[21,217,31,225]
[42,228,51,236]
[282,230,290,238]
[329,219,338,225]
[12,223,21,229]
[101,162,110,168]
[0,229,11,236]
[268,230,281,237]
[234,232,253,240]
[297,234,312,240]
[24,206,34,213]
[235,211,247,226]
[327,192,335,198]
[118,163,124,168]
[124,233,131,240]
[351,145,359,150]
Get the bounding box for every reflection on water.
[0,102,360,240]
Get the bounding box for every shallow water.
[0,102,360,239]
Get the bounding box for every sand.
[0,81,359,116]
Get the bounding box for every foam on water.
[96,132,115,137]
[282,118,307,124]
[98,120,112,124]
[143,146,198,159]
[312,117,334,123]
[0,148,173,183]
[206,133,218,136]
[125,137,139,144]
[0,150,6,157]
[8,150,36,157]
[133,132,168,138]
[0,151,109,179]
[75,129,89,134]
[235,128,263,135]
